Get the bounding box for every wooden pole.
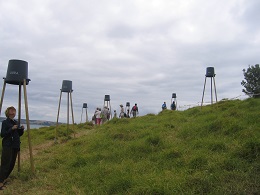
[109,101,112,119]
[213,77,218,102]
[67,92,69,137]
[211,77,213,104]
[55,90,62,142]
[70,92,75,138]
[201,77,207,107]
[86,108,88,122]
[23,79,35,174]
[80,107,83,123]
[17,83,22,172]
[0,81,6,115]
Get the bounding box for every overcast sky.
[0,0,259,123]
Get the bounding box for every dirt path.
[20,129,95,162]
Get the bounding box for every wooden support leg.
[213,77,218,102]
[86,108,88,122]
[201,77,207,108]
[18,83,22,172]
[81,108,83,123]
[211,77,213,104]
[109,101,112,119]
[67,92,69,137]
[0,81,6,115]
[70,92,75,138]
[55,90,62,142]
[23,79,35,174]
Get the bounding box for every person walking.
[101,106,109,124]
[94,108,102,125]
[113,110,117,118]
[92,114,96,125]
[131,103,139,117]
[162,102,167,110]
[0,106,24,190]
[126,108,130,118]
[119,104,125,118]
[171,101,176,110]
[107,108,111,120]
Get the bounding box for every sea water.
[0,122,49,130]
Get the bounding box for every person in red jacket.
[131,103,139,117]
[0,106,24,190]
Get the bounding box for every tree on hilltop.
[241,64,260,98]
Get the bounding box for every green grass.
[2,98,260,194]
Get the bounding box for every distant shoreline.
[0,121,49,130]
[0,117,58,126]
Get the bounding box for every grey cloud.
[0,0,259,122]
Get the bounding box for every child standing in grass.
[0,106,24,190]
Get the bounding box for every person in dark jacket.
[0,106,24,190]
[162,102,167,110]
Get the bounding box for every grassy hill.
[2,98,260,194]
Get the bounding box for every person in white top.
[101,106,109,124]
[94,108,101,125]
[119,104,125,118]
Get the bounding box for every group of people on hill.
[92,103,139,125]
[92,106,110,125]
[118,103,139,118]
[162,101,176,111]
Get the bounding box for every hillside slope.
[3,98,260,194]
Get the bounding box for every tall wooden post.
[67,92,69,136]
[70,92,75,138]
[23,79,35,174]
[55,90,62,142]
[0,81,6,115]
[17,83,22,172]
[86,107,88,122]
[201,77,207,107]
[213,77,218,102]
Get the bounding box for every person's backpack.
[132,106,137,111]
